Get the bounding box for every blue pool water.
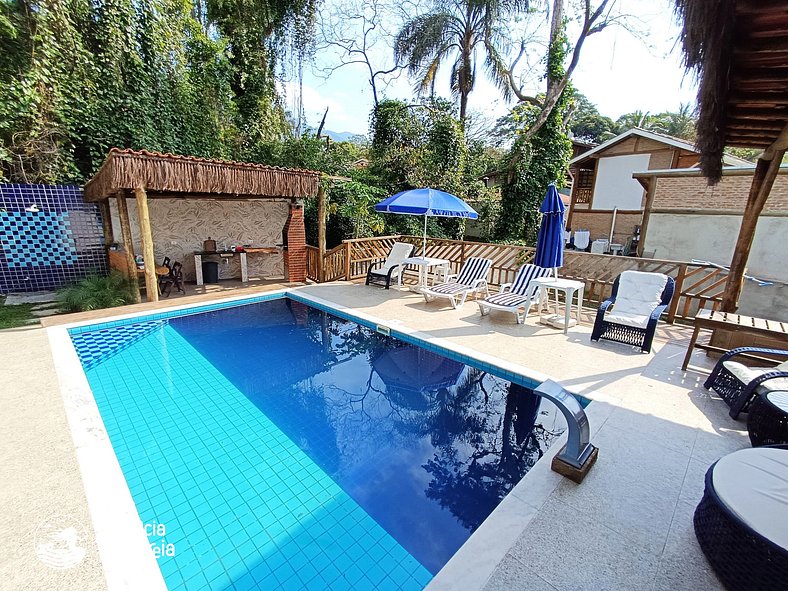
[70,296,577,590]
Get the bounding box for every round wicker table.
[694,446,788,591]
[747,391,788,447]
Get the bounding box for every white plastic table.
[402,256,450,292]
[532,276,585,334]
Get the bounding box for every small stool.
[748,391,788,446]
[694,446,788,590]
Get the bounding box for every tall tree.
[567,93,615,143]
[499,0,623,141]
[495,6,572,242]
[316,0,404,107]
[393,0,529,123]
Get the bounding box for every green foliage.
[369,98,480,240]
[612,103,697,141]
[393,0,527,121]
[0,302,35,329]
[57,272,138,312]
[495,19,572,244]
[0,0,316,183]
[568,93,616,143]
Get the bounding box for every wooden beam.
[317,185,326,282]
[116,193,141,303]
[720,152,785,312]
[135,186,159,303]
[98,200,114,246]
[637,176,658,257]
[762,122,788,159]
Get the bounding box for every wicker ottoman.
[694,446,788,590]
[748,391,788,447]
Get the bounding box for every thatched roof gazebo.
[85,149,321,302]
[675,0,788,311]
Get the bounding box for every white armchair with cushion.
[590,270,675,353]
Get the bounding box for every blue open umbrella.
[375,188,478,256]
[534,184,565,275]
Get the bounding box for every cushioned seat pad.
[767,391,788,412]
[604,311,650,329]
[712,447,788,551]
[428,283,471,295]
[483,292,532,307]
[723,361,788,391]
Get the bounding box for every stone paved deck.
[4,281,747,590]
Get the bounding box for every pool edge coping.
[47,285,611,591]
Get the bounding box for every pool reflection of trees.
[288,306,566,533]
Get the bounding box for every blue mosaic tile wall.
[0,184,107,293]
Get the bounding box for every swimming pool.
[67,293,581,590]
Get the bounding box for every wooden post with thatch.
[98,200,114,246]
[116,193,141,303]
[720,133,787,312]
[317,185,326,282]
[135,186,159,303]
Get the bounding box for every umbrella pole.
[422,214,428,257]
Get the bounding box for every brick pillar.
[283,201,306,282]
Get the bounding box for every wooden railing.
[306,243,353,282]
[305,245,320,282]
[305,235,728,322]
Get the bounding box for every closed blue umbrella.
[534,184,565,273]
[375,188,478,256]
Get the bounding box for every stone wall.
[108,197,289,282]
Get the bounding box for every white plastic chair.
[365,242,414,289]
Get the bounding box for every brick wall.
[567,211,643,244]
[652,171,788,211]
[283,202,306,282]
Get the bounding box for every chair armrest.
[730,370,788,419]
[719,346,788,364]
[598,297,616,314]
[752,371,788,389]
[446,273,459,282]
[470,278,487,290]
[649,303,669,322]
[385,264,401,280]
[499,282,513,294]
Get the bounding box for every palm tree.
[394,0,528,123]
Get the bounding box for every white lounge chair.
[422,257,492,309]
[477,264,552,323]
[365,242,414,289]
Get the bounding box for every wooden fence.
[305,235,728,323]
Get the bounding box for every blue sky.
[287,0,696,136]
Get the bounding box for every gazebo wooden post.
[720,139,786,312]
[116,192,141,303]
[135,186,159,303]
[98,199,114,246]
[317,184,326,282]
